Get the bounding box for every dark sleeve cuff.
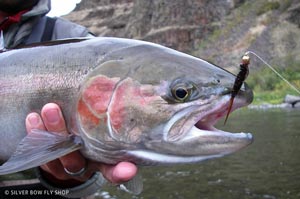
[35,167,106,198]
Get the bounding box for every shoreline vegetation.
[246,60,300,106]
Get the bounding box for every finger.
[26,112,82,181]
[41,103,67,133]
[59,152,89,180]
[41,103,88,178]
[40,162,88,187]
[98,162,138,184]
[25,112,45,134]
[40,160,69,181]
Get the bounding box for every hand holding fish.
[25,103,137,187]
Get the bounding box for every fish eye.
[164,79,198,103]
[172,86,190,101]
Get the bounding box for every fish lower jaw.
[186,125,253,142]
[127,150,225,165]
[182,96,253,150]
[177,125,253,160]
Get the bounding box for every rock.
[284,94,300,107]
[65,0,300,71]
[286,1,300,28]
[65,0,235,54]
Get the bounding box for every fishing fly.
[224,52,250,125]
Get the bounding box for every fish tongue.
[0,130,81,175]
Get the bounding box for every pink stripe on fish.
[77,75,119,131]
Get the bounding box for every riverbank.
[248,94,300,109]
[248,102,300,109]
[246,60,300,106]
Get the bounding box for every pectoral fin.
[0,130,82,175]
[119,172,143,195]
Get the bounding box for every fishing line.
[245,51,300,95]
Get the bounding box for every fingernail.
[44,108,60,124]
[113,162,137,182]
[28,113,41,127]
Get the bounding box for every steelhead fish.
[0,37,253,191]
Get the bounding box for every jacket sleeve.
[35,167,106,198]
[51,17,92,39]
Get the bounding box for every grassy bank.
[246,61,300,105]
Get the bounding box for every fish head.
[75,40,253,165]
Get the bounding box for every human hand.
[25,103,137,188]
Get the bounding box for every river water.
[1,108,299,199]
[100,108,300,199]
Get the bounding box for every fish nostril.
[213,78,221,85]
[221,87,232,96]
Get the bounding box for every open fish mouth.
[181,94,253,157]
[195,95,251,134]
[129,94,253,165]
